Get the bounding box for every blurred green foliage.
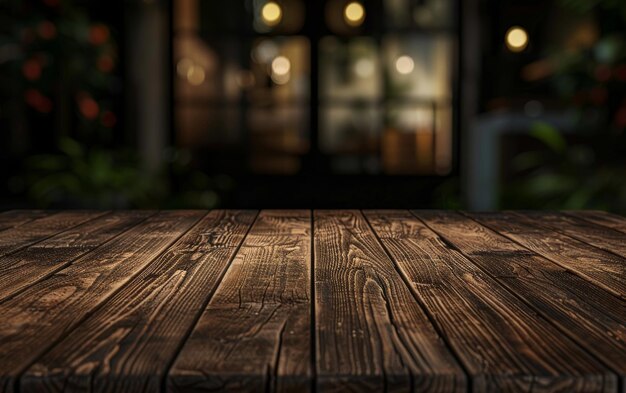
[506,123,626,212]
[24,137,228,209]
[26,138,157,208]
[1,0,225,209]
[505,0,626,213]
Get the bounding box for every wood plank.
[366,210,616,392]
[0,210,48,232]
[0,210,205,393]
[21,210,257,393]
[512,211,626,259]
[567,210,626,234]
[169,210,312,392]
[418,210,626,385]
[0,211,154,302]
[314,210,465,392]
[468,211,626,300]
[0,210,106,257]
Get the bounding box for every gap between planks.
[20,210,257,393]
[0,211,209,393]
[417,211,625,386]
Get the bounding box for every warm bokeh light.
[395,55,414,74]
[252,40,279,64]
[176,58,194,77]
[505,26,529,52]
[271,56,291,76]
[344,2,365,27]
[271,72,290,85]
[262,2,282,27]
[236,70,256,89]
[354,58,374,78]
[186,65,206,85]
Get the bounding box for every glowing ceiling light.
[187,65,205,85]
[505,26,528,52]
[395,55,414,75]
[262,2,282,27]
[344,2,365,27]
[271,56,291,76]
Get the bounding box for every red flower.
[102,111,117,128]
[89,24,110,46]
[22,59,42,81]
[24,89,53,113]
[77,93,100,119]
[97,55,115,73]
[38,21,57,40]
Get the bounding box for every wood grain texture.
[0,211,107,258]
[567,210,626,234]
[169,210,312,393]
[22,210,257,393]
[0,210,48,232]
[468,211,626,300]
[0,211,154,302]
[0,210,624,392]
[512,211,626,260]
[314,210,465,393]
[368,210,616,392]
[419,210,626,385]
[0,211,205,393]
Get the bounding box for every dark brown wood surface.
[169,210,311,392]
[468,211,626,300]
[420,211,626,386]
[0,210,624,393]
[314,210,464,392]
[0,210,48,232]
[369,210,615,392]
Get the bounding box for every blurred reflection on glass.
[321,105,382,174]
[384,35,453,99]
[248,37,310,174]
[381,103,452,175]
[385,0,453,28]
[174,37,241,102]
[172,0,456,176]
[249,37,310,103]
[320,37,381,99]
[321,105,381,152]
[248,105,309,174]
[176,106,241,148]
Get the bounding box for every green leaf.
[529,122,567,153]
[523,172,577,197]
[511,151,546,172]
[58,137,84,158]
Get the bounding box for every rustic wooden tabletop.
[0,210,624,392]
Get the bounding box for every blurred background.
[0,0,624,211]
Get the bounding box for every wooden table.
[0,210,624,392]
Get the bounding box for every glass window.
[172,0,457,176]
